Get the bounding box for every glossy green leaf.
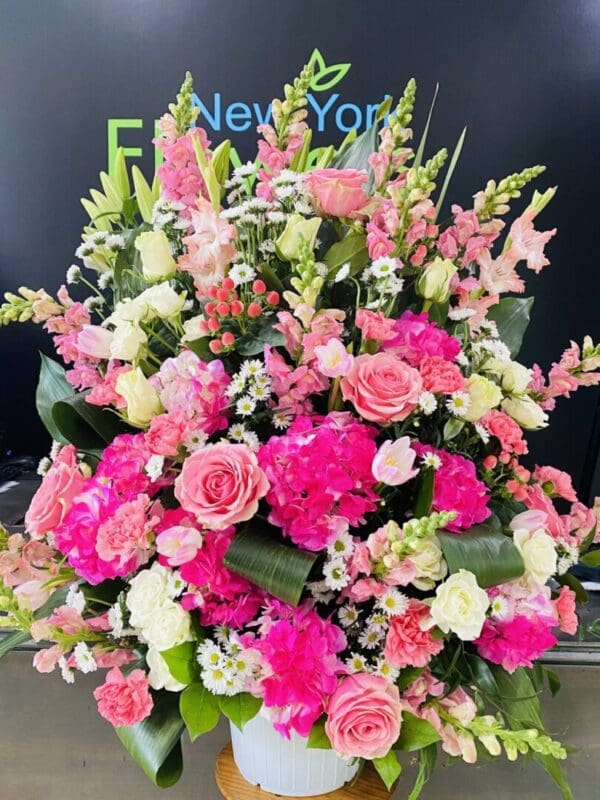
[413,83,439,170]
[179,682,220,741]
[36,354,75,443]
[487,297,535,358]
[115,690,184,787]
[579,549,600,567]
[396,666,425,692]
[307,717,332,749]
[435,126,467,218]
[224,528,319,606]
[0,630,30,658]
[52,392,129,450]
[465,654,500,698]
[324,231,369,279]
[437,526,525,588]
[413,468,434,518]
[489,498,527,526]
[372,750,402,791]
[407,743,437,800]
[161,641,199,685]
[330,120,378,177]
[395,711,441,752]
[218,693,262,732]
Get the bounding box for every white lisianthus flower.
[502,396,549,429]
[430,569,490,641]
[416,257,457,303]
[146,646,187,692]
[142,601,192,651]
[126,563,173,628]
[463,374,503,421]
[512,528,557,585]
[110,322,147,361]
[134,230,177,281]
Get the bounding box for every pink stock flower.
[175,443,269,529]
[509,210,556,273]
[264,345,328,415]
[259,413,378,551]
[325,673,401,759]
[371,438,418,486]
[475,614,557,672]
[419,355,465,394]
[384,599,444,669]
[413,444,490,532]
[306,168,369,217]
[533,465,577,502]
[156,525,203,567]
[384,310,461,366]
[340,352,422,424]
[355,309,397,343]
[93,649,136,669]
[93,667,153,727]
[273,310,304,356]
[178,199,236,291]
[24,445,86,540]
[554,586,578,636]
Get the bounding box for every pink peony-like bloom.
[532,465,577,502]
[95,433,158,499]
[475,614,557,672]
[175,443,269,529]
[258,413,378,551]
[479,410,528,458]
[25,445,86,540]
[305,168,369,217]
[384,310,461,366]
[325,673,401,759]
[156,524,203,567]
[419,355,465,394]
[384,599,444,669]
[554,586,578,635]
[93,667,153,727]
[340,352,422,424]
[95,494,157,571]
[178,198,236,290]
[371,437,418,486]
[413,444,490,532]
[355,309,397,343]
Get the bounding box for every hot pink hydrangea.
[475,614,557,672]
[249,602,346,738]
[258,413,378,551]
[384,310,461,366]
[95,433,159,498]
[178,526,263,628]
[413,444,490,532]
[93,667,153,727]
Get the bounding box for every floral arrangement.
[1,60,599,798]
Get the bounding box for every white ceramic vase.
[230,710,359,796]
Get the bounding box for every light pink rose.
[93,667,153,727]
[325,673,401,759]
[340,352,422,424]
[24,445,86,539]
[306,168,369,217]
[175,443,269,529]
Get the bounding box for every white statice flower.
[418,392,437,416]
[97,270,114,290]
[72,642,97,674]
[474,423,491,444]
[334,263,351,283]
[323,558,350,591]
[316,263,329,278]
[58,656,75,685]
[358,627,384,650]
[422,452,442,470]
[371,256,399,278]
[37,457,52,477]
[236,395,256,417]
[108,603,124,637]
[448,307,475,321]
[66,264,81,284]
[374,657,400,683]
[228,423,247,441]
[66,585,86,614]
[326,530,354,559]
[378,588,409,617]
[338,604,360,628]
[49,440,62,461]
[346,653,368,673]
[144,454,165,482]
[446,391,471,417]
[273,412,292,429]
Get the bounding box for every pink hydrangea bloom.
[95,433,158,498]
[475,614,557,672]
[384,310,461,366]
[413,444,490,532]
[258,413,378,551]
[93,667,153,727]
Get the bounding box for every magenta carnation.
[474,615,558,672]
[258,413,378,551]
[414,444,490,531]
[95,433,159,498]
[384,310,461,366]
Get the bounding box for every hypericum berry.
[266,291,280,305]
[207,285,219,299]
[221,277,235,292]
[247,302,262,318]
[207,317,221,332]
[221,331,235,346]
[252,279,267,295]
[483,455,497,470]
[209,338,223,354]
[216,288,230,302]
[216,301,230,316]
[205,301,216,317]
[230,300,244,316]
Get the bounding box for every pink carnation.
[355,309,397,343]
[384,310,461,366]
[258,413,378,551]
[479,410,528,458]
[384,599,444,668]
[475,614,557,672]
[554,586,578,635]
[95,494,157,572]
[419,356,465,394]
[93,667,153,727]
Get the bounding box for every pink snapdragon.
[155,127,210,213]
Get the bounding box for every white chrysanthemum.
[378,588,409,617]
[73,642,97,674]
[448,307,475,321]
[240,360,265,379]
[226,375,247,398]
[346,653,368,673]
[456,351,470,367]
[327,530,354,559]
[307,580,335,604]
[229,263,257,286]
[97,270,113,290]
[273,412,292,430]
[249,384,270,401]
[234,161,256,178]
[183,429,209,452]
[474,423,491,444]
[323,558,350,591]
[338,605,360,628]
[358,627,384,650]
[266,210,287,225]
[446,391,471,417]
[481,338,511,363]
[236,395,256,417]
[214,626,230,646]
[374,657,400,683]
[105,234,125,251]
[108,603,124,637]
[58,656,75,685]
[422,452,442,470]
[228,423,246,441]
[66,264,81,284]
[371,257,399,278]
[220,206,243,221]
[254,373,271,389]
[66,585,86,614]
[418,392,437,416]
[144,454,165,482]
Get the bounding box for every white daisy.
[202,661,231,695]
[240,360,265,379]
[422,452,442,470]
[229,423,247,441]
[272,412,292,429]
[323,558,350,591]
[489,595,512,620]
[229,263,257,286]
[371,257,399,278]
[358,627,384,650]
[236,395,256,417]
[242,431,260,451]
[418,391,437,416]
[327,531,354,559]
[197,640,222,670]
[378,588,409,617]
[338,604,360,628]
[446,391,471,417]
[374,657,400,682]
[346,653,368,673]
[366,611,389,632]
[474,423,490,444]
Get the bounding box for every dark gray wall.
[0,0,599,499]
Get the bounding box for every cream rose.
[411,537,448,590]
[125,563,172,628]
[500,361,532,394]
[512,528,557,585]
[430,569,490,641]
[115,368,162,427]
[502,396,548,429]
[110,322,147,361]
[463,374,503,421]
[141,601,192,651]
[416,257,457,303]
[143,283,186,317]
[135,230,177,281]
[146,646,187,692]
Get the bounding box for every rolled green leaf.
[36,353,75,443]
[224,527,319,607]
[437,525,524,588]
[487,297,534,358]
[52,392,129,450]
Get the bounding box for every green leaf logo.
[309,48,351,92]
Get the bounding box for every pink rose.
[175,443,269,529]
[340,352,422,424]
[306,168,369,217]
[25,445,86,539]
[93,667,154,727]
[384,599,444,669]
[325,673,401,759]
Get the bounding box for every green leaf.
[396,666,425,691]
[372,750,402,791]
[115,690,184,787]
[556,572,588,604]
[414,468,434,518]
[0,584,71,658]
[324,231,369,279]
[36,354,75,443]
[437,526,525,588]
[465,654,500,697]
[407,743,437,800]
[52,392,129,450]
[235,316,286,357]
[443,418,464,442]
[179,682,221,741]
[413,83,439,170]
[489,498,527,526]
[543,666,562,697]
[219,693,262,732]
[307,717,332,749]
[427,300,449,326]
[395,711,441,752]
[290,129,313,172]
[110,147,131,198]
[224,527,319,606]
[131,166,155,223]
[161,641,199,685]
[579,549,600,567]
[487,297,534,358]
[211,139,231,187]
[0,629,30,658]
[330,120,378,177]
[186,337,215,361]
[435,126,467,218]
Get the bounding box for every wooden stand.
[215,743,394,800]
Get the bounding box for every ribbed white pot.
[230,711,359,796]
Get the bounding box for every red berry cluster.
[197,277,280,354]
